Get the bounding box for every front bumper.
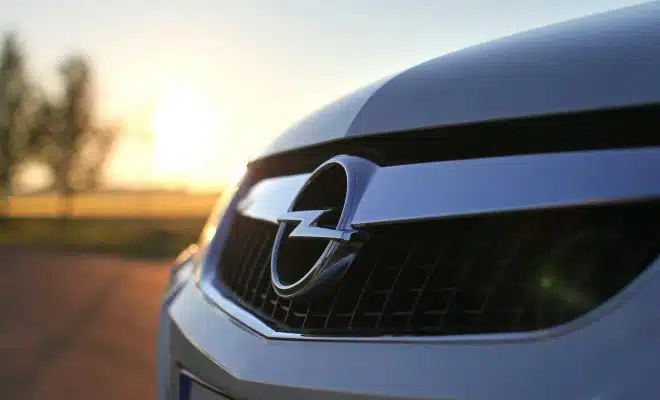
[158,255,660,400]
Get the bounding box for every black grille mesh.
[217,201,660,336]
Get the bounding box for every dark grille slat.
[270,295,282,319]
[225,220,247,286]
[217,202,660,337]
[241,233,273,298]
[323,272,350,329]
[406,244,448,328]
[250,258,272,304]
[348,253,381,329]
[554,231,604,324]
[375,247,416,329]
[513,215,587,330]
[301,307,312,329]
[260,283,275,312]
[284,299,295,324]
[231,221,261,289]
[476,228,527,329]
[437,223,494,331]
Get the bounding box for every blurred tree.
[0,32,41,215]
[33,55,118,219]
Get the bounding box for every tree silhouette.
[0,33,40,214]
[34,55,118,218]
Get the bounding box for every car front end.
[157,3,660,399]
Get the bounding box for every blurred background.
[0,0,643,258]
[0,1,646,399]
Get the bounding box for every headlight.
[168,244,199,291]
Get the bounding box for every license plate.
[179,372,231,400]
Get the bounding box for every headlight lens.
[170,259,195,288]
[168,244,199,291]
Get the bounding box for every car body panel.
[157,144,660,398]
[158,2,660,399]
[260,1,660,159]
[260,76,393,160]
[162,253,660,399]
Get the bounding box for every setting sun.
[151,84,220,177]
[105,81,251,191]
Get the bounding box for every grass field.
[0,193,220,258]
[4,192,219,218]
[0,217,207,259]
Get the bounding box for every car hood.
[259,1,660,159]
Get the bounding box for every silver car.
[157,2,660,399]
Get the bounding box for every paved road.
[0,246,170,399]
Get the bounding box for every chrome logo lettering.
[277,209,355,242]
[270,155,378,299]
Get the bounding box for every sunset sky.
[1,0,645,191]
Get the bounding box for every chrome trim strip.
[238,174,307,224]
[238,147,660,226]
[352,146,660,225]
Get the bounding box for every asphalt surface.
[0,246,170,399]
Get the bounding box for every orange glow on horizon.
[104,79,257,192]
[146,82,248,190]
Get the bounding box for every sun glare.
[230,164,247,184]
[149,82,253,190]
[151,84,218,172]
